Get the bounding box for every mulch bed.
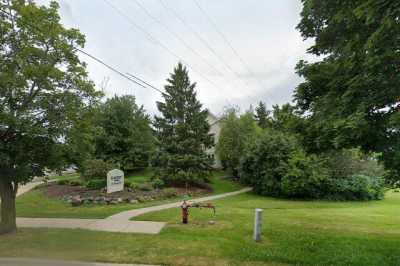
[39,183,212,201]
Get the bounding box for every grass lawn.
[16,171,243,219]
[5,190,400,265]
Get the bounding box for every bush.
[281,151,328,198]
[57,179,83,186]
[162,188,178,198]
[86,179,107,190]
[327,175,385,201]
[239,130,298,196]
[239,130,385,201]
[152,178,165,189]
[137,183,153,191]
[80,159,115,181]
[57,179,68,185]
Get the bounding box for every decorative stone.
[71,196,83,207]
[129,199,139,204]
[208,220,215,225]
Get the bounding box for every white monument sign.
[107,169,124,194]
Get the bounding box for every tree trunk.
[0,180,17,234]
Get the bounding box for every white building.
[206,112,222,169]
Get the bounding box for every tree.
[254,101,271,129]
[94,95,154,171]
[295,0,400,179]
[216,109,261,177]
[0,1,100,233]
[153,63,214,188]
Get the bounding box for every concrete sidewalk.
[0,257,157,266]
[17,188,252,234]
[17,181,44,197]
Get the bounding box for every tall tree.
[94,95,154,171]
[0,1,100,233]
[254,101,271,129]
[295,0,400,179]
[153,63,214,188]
[217,109,261,177]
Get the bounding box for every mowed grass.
[15,171,243,219]
[5,190,400,265]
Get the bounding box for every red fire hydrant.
[181,200,190,224]
[181,200,216,224]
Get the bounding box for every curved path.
[17,188,251,234]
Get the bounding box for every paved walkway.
[17,181,44,197]
[0,257,157,266]
[17,188,251,234]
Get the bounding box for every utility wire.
[0,8,169,95]
[159,0,254,94]
[125,72,165,95]
[77,49,146,89]
[103,0,221,91]
[192,0,276,106]
[131,0,223,77]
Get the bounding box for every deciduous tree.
[295,0,400,179]
[0,1,100,233]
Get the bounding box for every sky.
[38,0,314,116]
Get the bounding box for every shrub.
[239,130,298,196]
[162,188,178,198]
[327,175,385,200]
[86,179,107,190]
[281,151,328,198]
[80,159,115,181]
[137,183,153,191]
[152,178,165,189]
[239,130,385,201]
[68,180,83,186]
[57,179,68,185]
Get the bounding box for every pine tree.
[153,63,214,188]
[255,101,271,129]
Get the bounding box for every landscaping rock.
[110,200,118,205]
[117,197,123,203]
[208,220,216,225]
[71,196,83,207]
[105,198,112,204]
[129,199,139,204]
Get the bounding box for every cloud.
[36,0,313,115]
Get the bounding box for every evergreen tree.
[153,63,214,187]
[254,101,271,129]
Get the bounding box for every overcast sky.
[38,0,314,115]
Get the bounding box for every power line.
[159,0,253,93]
[131,0,223,77]
[77,49,146,89]
[0,8,168,95]
[102,0,222,91]
[192,0,276,106]
[125,72,165,95]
